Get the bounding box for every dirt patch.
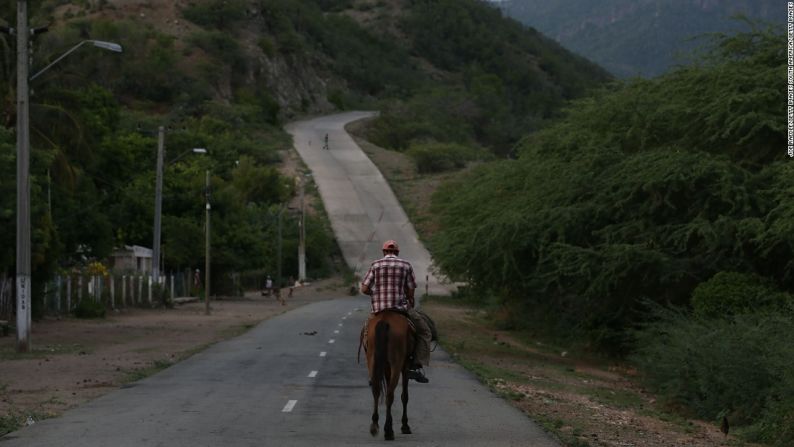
[0,278,349,431]
[423,298,756,447]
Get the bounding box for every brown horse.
[365,310,414,440]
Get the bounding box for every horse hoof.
[385,431,395,441]
[401,426,412,434]
[370,424,379,437]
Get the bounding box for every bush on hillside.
[633,307,794,445]
[406,142,488,173]
[691,271,792,318]
[429,29,786,351]
[182,0,248,30]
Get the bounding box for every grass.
[0,413,23,437]
[122,359,174,383]
[0,344,88,361]
[420,297,739,447]
[0,408,58,436]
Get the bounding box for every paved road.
[285,112,452,296]
[3,297,558,446]
[4,113,559,446]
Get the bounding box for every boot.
[407,362,429,383]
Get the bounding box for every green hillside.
[494,0,780,78]
[0,0,607,313]
[429,27,792,444]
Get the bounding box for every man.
[360,240,433,383]
[265,275,273,296]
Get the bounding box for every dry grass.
[422,297,759,447]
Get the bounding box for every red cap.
[382,240,399,252]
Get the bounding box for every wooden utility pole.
[277,206,282,294]
[152,126,165,283]
[204,170,211,315]
[16,0,32,353]
[298,178,306,282]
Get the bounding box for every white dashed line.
[282,400,297,412]
[328,339,335,344]
[320,351,327,357]
[334,330,339,334]
[308,371,318,378]
[338,323,343,327]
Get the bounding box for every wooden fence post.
[55,276,61,314]
[66,276,72,312]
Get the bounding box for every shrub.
[633,307,794,445]
[691,271,791,318]
[406,142,487,173]
[73,299,106,319]
[182,0,247,30]
[188,30,247,73]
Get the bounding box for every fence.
[44,271,198,315]
[0,273,12,322]
[0,269,259,320]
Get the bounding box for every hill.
[429,26,792,444]
[0,0,609,312]
[492,0,780,78]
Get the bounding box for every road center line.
[282,400,297,412]
[320,351,327,357]
[329,339,335,344]
[334,330,339,334]
[308,370,318,378]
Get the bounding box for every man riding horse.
[360,240,434,383]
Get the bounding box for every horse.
[365,310,414,440]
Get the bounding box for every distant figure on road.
[264,275,273,297]
[360,240,434,383]
[323,133,329,150]
[193,268,201,296]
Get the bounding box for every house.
[110,245,153,273]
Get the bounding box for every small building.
[110,245,153,274]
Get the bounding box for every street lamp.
[152,143,206,284]
[14,0,122,352]
[30,40,123,81]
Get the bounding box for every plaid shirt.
[361,254,417,313]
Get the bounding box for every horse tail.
[371,320,389,401]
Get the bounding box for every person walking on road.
[264,275,273,296]
[360,240,434,383]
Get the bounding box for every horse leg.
[370,390,379,436]
[384,379,395,441]
[401,369,411,434]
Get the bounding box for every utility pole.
[298,178,306,282]
[204,169,210,316]
[16,0,32,353]
[277,206,283,294]
[152,126,165,283]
